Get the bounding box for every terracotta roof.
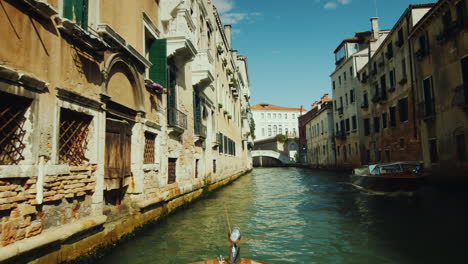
[343,36,359,42]
[251,102,305,111]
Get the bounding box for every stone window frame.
[141,122,161,172]
[52,89,101,166]
[142,12,161,80]
[0,67,49,178]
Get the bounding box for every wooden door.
[105,118,132,189]
[168,158,177,184]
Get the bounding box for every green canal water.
[98,167,468,264]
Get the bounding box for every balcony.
[360,74,368,83]
[160,1,197,63]
[398,77,408,86]
[335,130,346,140]
[418,100,436,120]
[56,19,109,52]
[192,51,214,89]
[415,49,428,61]
[194,122,207,141]
[437,21,464,44]
[15,0,58,19]
[337,107,344,115]
[385,51,393,59]
[168,107,187,133]
[361,102,369,109]
[388,85,396,93]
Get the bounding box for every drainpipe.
[407,11,418,139]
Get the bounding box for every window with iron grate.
[59,108,92,166]
[0,92,32,165]
[144,132,156,164]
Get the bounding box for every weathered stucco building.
[331,22,389,168]
[410,0,468,181]
[358,4,433,164]
[304,94,336,168]
[0,0,252,262]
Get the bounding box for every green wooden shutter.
[63,0,75,20]
[149,39,168,88]
[81,0,89,29]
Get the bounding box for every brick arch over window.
[103,55,144,111]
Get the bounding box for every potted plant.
[223,110,228,115]
[218,103,223,109]
[217,45,224,55]
[227,114,232,120]
[226,68,232,75]
[145,80,165,94]
[222,58,228,67]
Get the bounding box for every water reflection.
[97,168,468,264]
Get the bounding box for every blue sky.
[212,0,436,110]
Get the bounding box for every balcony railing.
[194,122,207,138]
[337,107,344,115]
[361,102,369,109]
[418,100,436,120]
[335,130,346,140]
[168,107,187,130]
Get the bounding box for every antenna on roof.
[373,0,378,17]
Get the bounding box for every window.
[219,133,224,153]
[345,93,348,106]
[389,69,396,89]
[418,31,430,57]
[168,158,177,184]
[390,107,397,127]
[351,116,357,130]
[261,113,265,118]
[60,108,93,166]
[382,113,388,129]
[462,57,468,104]
[363,93,368,106]
[385,150,391,162]
[350,66,353,76]
[63,0,89,29]
[273,113,277,119]
[345,119,350,132]
[423,77,435,117]
[456,134,466,162]
[268,125,272,136]
[380,75,387,99]
[144,132,156,164]
[273,125,278,135]
[364,118,370,136]
[397,29,404,45]
[213,160,217,174]
[350,89,355,103]
[333,81,336,90]
[456,0,467,22]
[398,98,409,122]
[442,9,453,32]
[386,42,393,58]
[195,159,199,178]
[340,97,343,108]
[401,59,407,79]
[429,139,439,163]
[268,113,271,119]
[339,76,342,85]
[374,116,380,133]
[0,93,32,165]
[279,125,283,134]
[344,72,347,81]
[321,120,324,134]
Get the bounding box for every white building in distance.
[251,103,305,141]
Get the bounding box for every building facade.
[331,23,389,168]
[410,0,468,181]
[251,103,304,141]
[0,0,251,262]
[304,95,336,168]
[358,4,433,164]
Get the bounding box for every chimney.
[321,93,329,102]
[370,17,379,40]
[312,101,319,109]
[224,25,232,48]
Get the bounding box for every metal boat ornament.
[188,227,271,264]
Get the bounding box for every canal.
[97,167,468,264]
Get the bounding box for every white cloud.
[221,13,247,24]
[338,0,351,4]
[324,2,337,9]
[212,0,234,13]
[213,0,262,25]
